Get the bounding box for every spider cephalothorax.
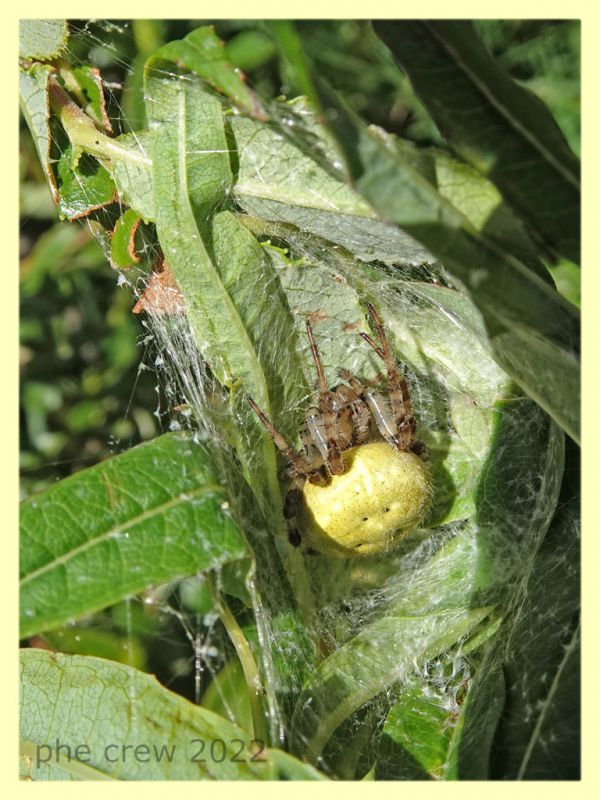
[249,303,431,557]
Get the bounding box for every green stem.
[48,77,150,167]
[208,577,269,746]
[132,19,165,54]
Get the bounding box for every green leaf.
[452,400,566,779]
[143,70,327,734]
[267,749,329,780]
[235,108,556,280]
[110,209,142,268]
[66,66,112,132]
[377,671,468,780]
[226,30,277,72]
[231,114,434,265]
[42,626,147,671]
[201,658,254,734]
[291,571,493,767]
[488,440,580,779]
[289,527,496,766]
[20,433,248,637]
[19,64,58,203]
[107,108,434,264]
[102,90,541,271]
[272,41,579,441]
[376,617,504,780]
[19,19,68,61]
[373,21,580,264]
[547,258,580,308]
[56,146,116,220]
[121,21,167,130]
[20,222,106,296]
[376,284,504,527]
[111,132,155,221]
[454,653,506,779]
[20,649,327,780]
[152,26,266,118]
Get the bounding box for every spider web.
[20,19,580,780]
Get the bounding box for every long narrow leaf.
[373,21,580,264]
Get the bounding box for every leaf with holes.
[56,146,116,220]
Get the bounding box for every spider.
[248,303,431,557]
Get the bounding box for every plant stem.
[207,577,269,746]
[48,77,150,167]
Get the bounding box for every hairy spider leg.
[337,370,373,446]
[305,320,345,475]
[339,367,400,448]
[248,397,324,548]
[360,303,417,451]
[282,474,305,548]
[248,397,314,477]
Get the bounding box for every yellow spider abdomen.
[299,442,431,558]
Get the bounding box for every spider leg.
[249,397,327,546]
[352,400,371,446]
[248,397,313,476]
[360,303,417,451]
[338,370,371,445]
[341,367,399,448]
[306,320,345,475]
[283,473,306,548]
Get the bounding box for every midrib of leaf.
[235,187,370,216]
[515,622,580,780]
[20,483,224,588]
[423,22,579,189]
[172,90,268,408]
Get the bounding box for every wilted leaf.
[132,260,184,314]
[67,65,112,132]
[110,209,142,268]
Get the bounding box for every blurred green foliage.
[19,204,160,497]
